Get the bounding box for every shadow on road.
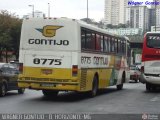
[1,87,128,103]
[31,88,120,102]
[129,80,139,84]
[144,88,160,94]
[1,91,24,98]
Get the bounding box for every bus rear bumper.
[140,74,160,85]
[18,80,80,91]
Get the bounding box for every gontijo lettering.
[28,39,69,46]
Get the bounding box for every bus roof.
[24,17,129,40]
[145,31,160,34]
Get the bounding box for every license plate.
[41,69,52,75]
[41,83,56,87]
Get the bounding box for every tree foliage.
[127,35,143,43]
[106,23,127,29]
[0,10,22,62]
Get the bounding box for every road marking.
[150,97,159,102]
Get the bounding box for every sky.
[0,0,156,22]
[0,0,105,22]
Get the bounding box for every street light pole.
[155,0,157,32]
[87,0,89,23]
[48,3,50,17]
[87,0,88,19]
[29,5,34,18]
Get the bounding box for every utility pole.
[87,0,89,23]
[28,5,34,18]
[48,3,50,17]
[155,0,157,32]
[87,0,88,19]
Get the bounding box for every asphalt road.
[0,82,160,120]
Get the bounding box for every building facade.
[156,9,160,26]
[104,0,128,25]
[23,11,45,19]
[149,0,160,31]
[106,28,142,35]
[126,6,149,32]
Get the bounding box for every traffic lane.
[0,83,160,114]
[0,88,118,113]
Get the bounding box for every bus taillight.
[72,65,78,76]
[19,63,23,74]
[141,66,144,73]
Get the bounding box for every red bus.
[140,32,160,91]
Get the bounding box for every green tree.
[10,17,22,60]
[106,24,113,28]
[0,10,22,62]
[127,35,143,43]
[117,23,127,28]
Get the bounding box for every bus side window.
[124,40,127,55]
[108,37,111,53]
[95,34,101,51]
[104,36,108,52]
[101,35,104,52]
[86,30,92,50]
[115,39,118,53]
[120,39,123,54]
[111,37,115,52]
[118,39,121,54]
[127,42,130,57]
[81,29,86,49]
[121,40,124,54]
[91,33,96,50]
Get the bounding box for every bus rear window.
[147,34,160,48]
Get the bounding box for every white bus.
[140,32,160,91]
[18,18,130,97]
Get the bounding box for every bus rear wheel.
[42,90,58,97]
[117,73,125,90]
[0,83,6,97]
[146,83,152,91]
[117,84,123,90]
[89,76,98,97]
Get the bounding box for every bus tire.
[18,88,25,94]
[42,90,58,97]
[117,73,125,90]
[146,83,151,91]
[89,76,98,97]
[117,84,123,90]
[0,83,7,97]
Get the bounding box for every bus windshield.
[146,34,160,48]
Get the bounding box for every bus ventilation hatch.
[80,69,87,90]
